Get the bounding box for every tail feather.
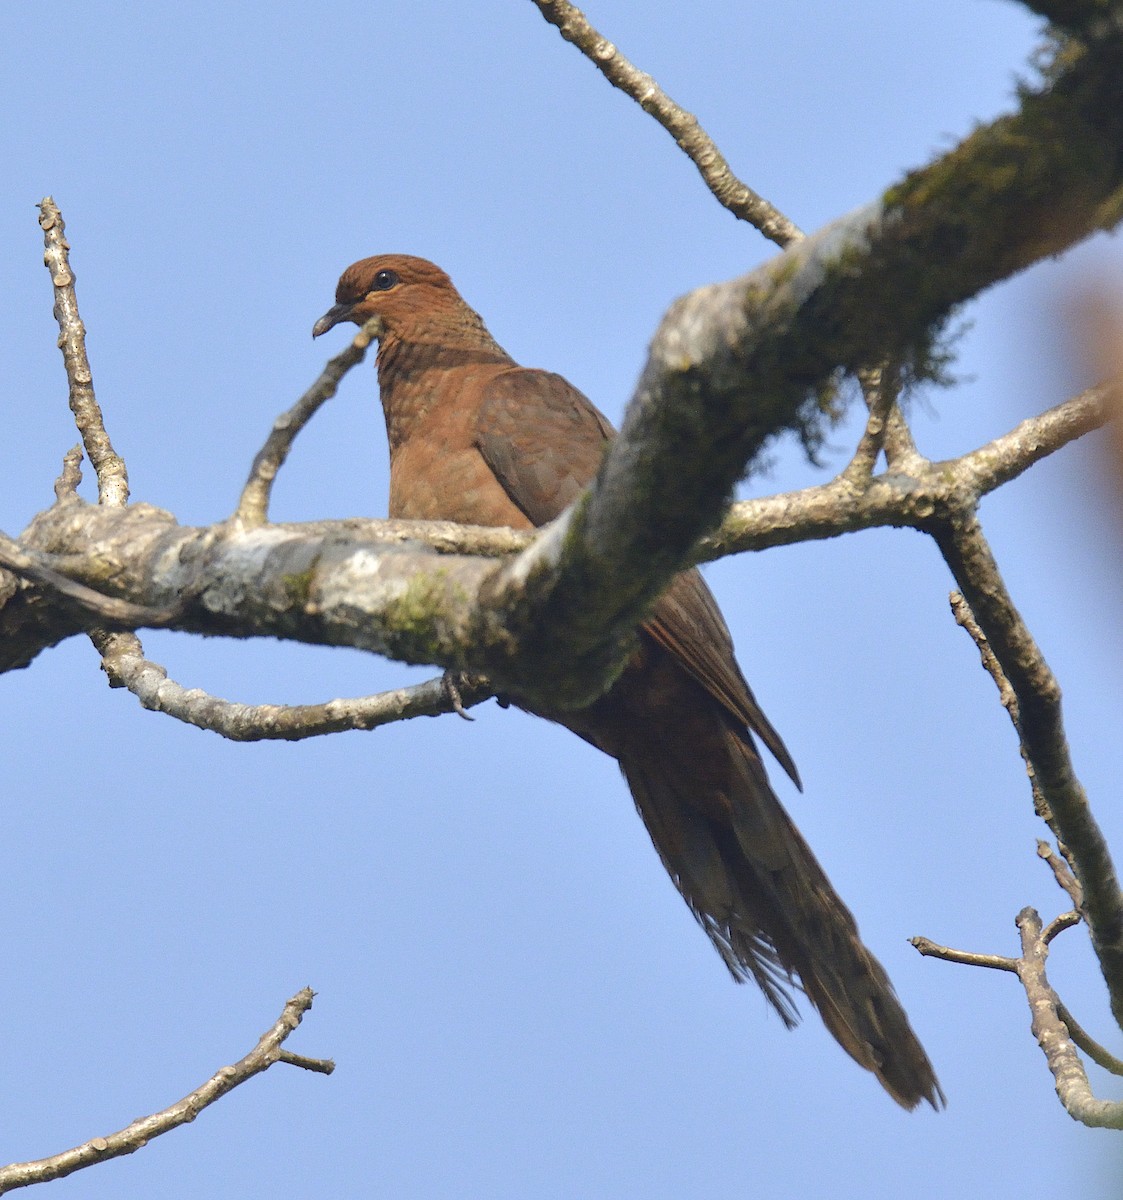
[625,757,801,1024]
[619,729,944,1111]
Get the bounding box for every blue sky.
[1,2,1122,1196]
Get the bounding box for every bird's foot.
[441,670,492,720]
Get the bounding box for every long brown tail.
[616,717,943,1110]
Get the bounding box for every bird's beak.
[312,302,354,338]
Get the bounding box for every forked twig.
[0,989,332,1194]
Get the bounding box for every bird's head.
[312,254,465,342]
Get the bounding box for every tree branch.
[842,365,901,481]
[37,200,378,742]
[528,0,803,247]
[11,502,519,685]
[2,379,1107,708]
[958,382,1114,497]
[1041,910,1083,944]
[91,627,491,739]
[1016,0,1123,39]
[236,317,384,527]
[512,40,1123,706]
[37,198,128,508]
[0,988,331,1194]
[939,523,1123,1031]
[1056,1000,1123,1077]
[912,904,1123,1125]
[1015,907,1123,1129]
[908,937,1018,973]
[0,532,176,627]
[948,590,1052,830]
[704,386,1109,559]
[1038,838,1085,910]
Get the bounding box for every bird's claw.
[442,670,477,720]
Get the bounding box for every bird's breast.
[388,433,532,530]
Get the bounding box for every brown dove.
[313,254,942,1109]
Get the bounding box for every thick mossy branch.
[882,41,1123,289]
[1018,0,1123,40]
[479,496,642,707]
[606,34,1123,546]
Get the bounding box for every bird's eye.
[369,268,399,293]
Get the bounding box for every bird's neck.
[376,326,513,454]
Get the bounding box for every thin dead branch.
[1056,1001,1123,1077]
[0,989,331,1194]
[912,821,1122,1124]
[236,316,385,528]
[1015,907,1123,1129]
[912,911,1123,1127]
[940,532,1123,1030]
[38,198,128,508]
[91,628,492,739]
[528,0,803,246]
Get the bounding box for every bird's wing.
[474,367,799,785]
[475,367,614,524]
[643,572,801,788]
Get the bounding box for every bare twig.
[236,317,385,527]
[843,365,904,480]
[90,628,492,740]
[528,0,802,247]
[958,383,1113,497]
[1015,907,1123,1129]
[1039,839,1085,909]
[1056,1001,1123,1077]
[939,519,1123,1031]
[53,446,83,504]
[36,204,394,741]
[1041,909,1082,944]
[703,388,1109,561]
[948,591,1016,712]
[912,908,1123,1124]
[908,936,1018,973]
[0,988,331,1194]
[948,590,1052,829]
[277,1049,336,1075]
[881,404,921,467]
[37,199,186,759]
[37,198,128,507]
